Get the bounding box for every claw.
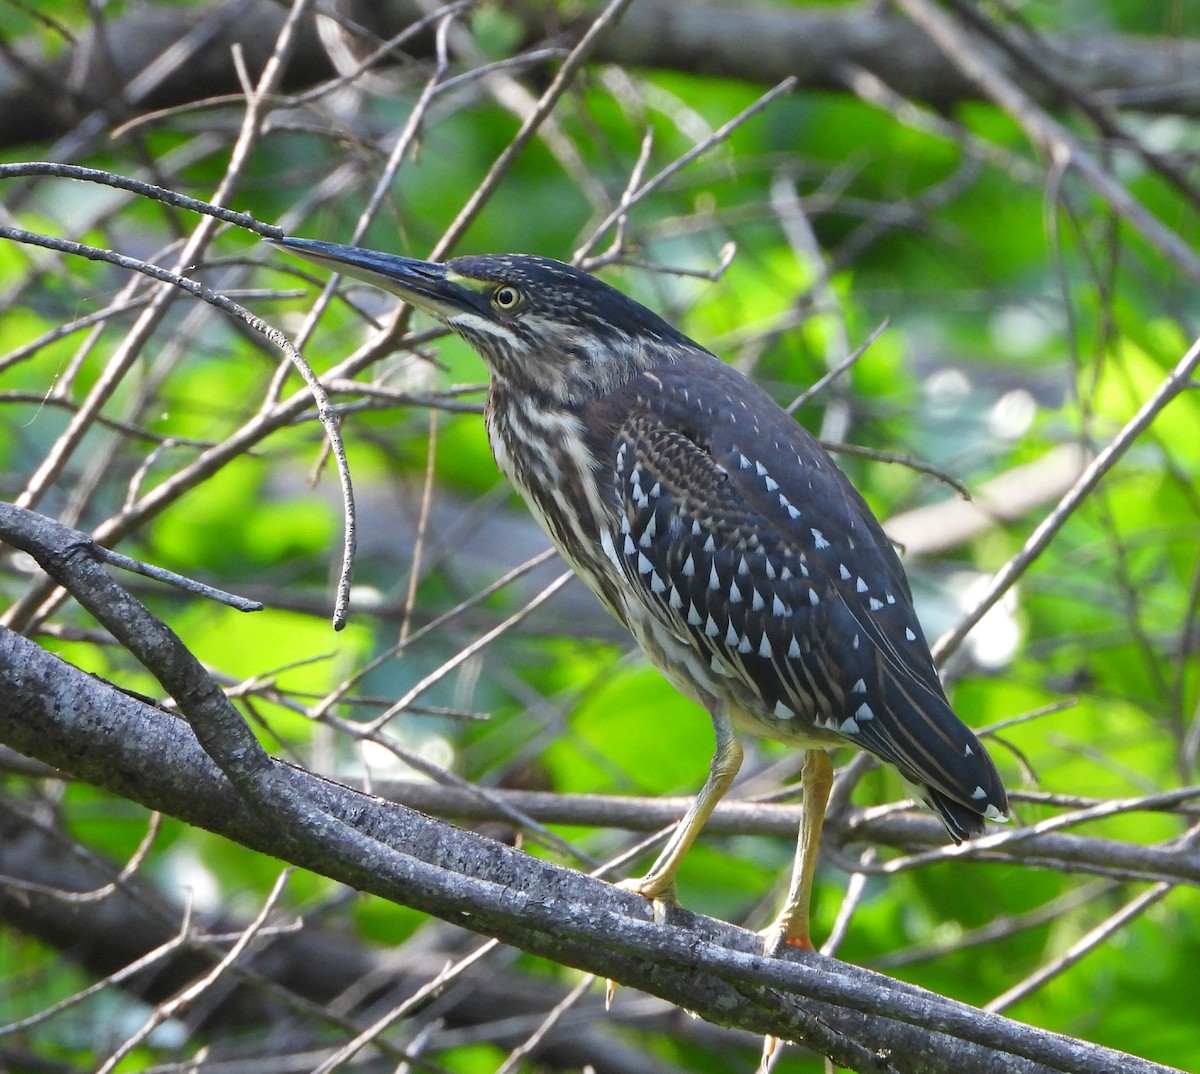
[760,1033,779,1073]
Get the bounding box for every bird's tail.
[923,783,1003,842]
[910,711,1008,843]
[854,662,1009,843]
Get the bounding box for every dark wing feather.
[607,412,838,723]
[600,357,1006,839]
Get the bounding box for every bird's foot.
[759,913,814,958]
[614,874,679,904]
[607,877,680,1007]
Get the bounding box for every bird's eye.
[492,285,521,311]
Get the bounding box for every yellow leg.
[608,714,742,1009]
[619,712,743,900]
[761,748,833,953]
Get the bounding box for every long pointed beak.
[274,236,478,319]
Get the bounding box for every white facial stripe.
[446,311,523,344]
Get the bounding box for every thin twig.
[93,546,263,612]
[933,330,1200,663]
[893,0,1200,284]
[576,77,798,265]
[786,318,890,414]
[0,162,281,238]
[985,882,1172,1014]
[434,0,643,262]
[823,438,974,501]
[369,570,576,729]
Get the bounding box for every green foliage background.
[1,1,1198,1071]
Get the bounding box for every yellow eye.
[492,285,521,311]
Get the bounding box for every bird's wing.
[605,409,837,719]
[602,363,1006,835]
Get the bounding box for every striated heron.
[278,236,1008,950]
